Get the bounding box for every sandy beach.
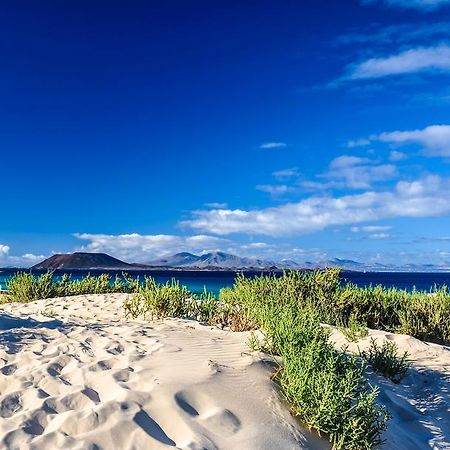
[1,293,449,449]
[0,293,326,450]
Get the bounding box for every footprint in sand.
[44,387,101,414]
[174,390,241,437]
[113,369,131,382]
[106,341,125,355]
[46,360,72,386]
[23,412,47,436]
[89,359,113,372]
[1,363,17,376]
[0,392,22,418]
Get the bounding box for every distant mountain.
[149,252,202,267]
[197,251,277,268]
[25,251,450,272]
[32,252,137,270]
[148,251,282,269]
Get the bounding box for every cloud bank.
[182,175,450,236]
[348,45,450,79]
[322,155,397,189]
[0,245,45,268]
[376,124,450,157]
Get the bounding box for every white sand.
[0,294,326,450]
[329,327,450,450]
[0,294,449,449]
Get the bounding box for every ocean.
[1,268,450,295]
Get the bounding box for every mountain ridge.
[148,251,279,269]
[28,251,450,272]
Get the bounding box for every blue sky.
[2,0,450,268]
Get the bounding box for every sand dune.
[330,328,450,450]
[1,294,450,449]
[0,294,326,450]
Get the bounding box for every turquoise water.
[2,269,450,294]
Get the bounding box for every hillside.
[31,252,136,270]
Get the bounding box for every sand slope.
[330,328,450,450]
[0,294,326,450]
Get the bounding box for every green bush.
[125,277,192,318]
[338,313,369,342]
[123,278,221,323]
[6,272,57,302]
[361,338,410,383]
[397,289,450,344]
[332,285,405,332]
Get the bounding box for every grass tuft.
[361,338,410,383]
[338,314,369,342]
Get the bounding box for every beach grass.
[338,313,369,342]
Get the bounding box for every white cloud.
[375,124,450,157]
[205,202,228,209]
[74,233,231,262]
[389,150,408,161]
[181,175,450,236]
[256,184,293,196]
[347,138,371,148]
[300,180,341,191]
[259,142,287,149]
[272,168,299,179]
[362,0,450,10]
[351,225,392,232]
[368,233,395,239]
[328,155,370,169]
[240,242,270,249]
[0,245,45,268]
[348,45,450,79]
[322,155,397,189]
[0,245,10,256]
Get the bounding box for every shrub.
[338,313,369,342]
[127,277,192,319]
[247,332,263,352]
[123,277,221,323]
[397,288,450,344]
[361,338,410,383]
[333,285,404,332]
[6,272,57,302]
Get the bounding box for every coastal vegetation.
[5,268,449,448]
[4,271,139,303]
